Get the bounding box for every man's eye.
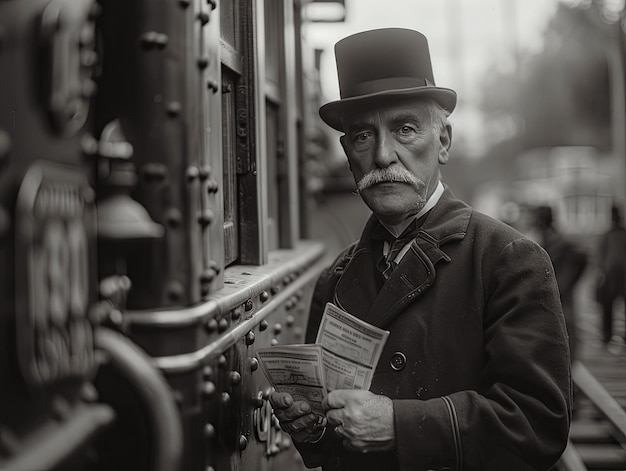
[397,126,415,135]
[354,132,371,142]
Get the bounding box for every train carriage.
[0,0,329,470]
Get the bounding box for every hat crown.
[335,28,436,99]
[319,28,456,131]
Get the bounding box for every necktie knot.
[375,220,420,279]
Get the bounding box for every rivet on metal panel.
[154,33,169,49]
[80,49,98,67]
[244,299,254,311]
[88,2,103,20]
[204,423,216,439]
[260,291,269,303]
[239,435,248,451]
[286,315,295,327]
[186,165,199,181]
[201,283,210,297]
[245,330,256,346]
[222,83,232,94]
[231,305,243,320]
[270,285,280,295]
[259,320,269,331]
[273,323,282,335]
[79,25,95,47]
[167,281,184,301]
[197,57,209,69]
[166,208,182,227]
[108,309,123,327]
[83,186,95,204]
[207,80,219,93]
[199,164,211,180]
[271,338,279,346]
[209,260,220,274]
[294,327,303,339]
[217,354,227,368]
[217,317,228,332]
[229,371,242,386]
[205,318,218,333]
[201,269,217,284]
[166,101,182,117]
[248,357,259,372]
[207,179,219,193]
[207,0,217,10]
[197,11,210,25]
[203,382,216,397]
[82,79,97,98]
[252,392,263,408]
[221,392,231,405]
[81,134,99,156]
[202,365,213,380]
[198,210,214,227]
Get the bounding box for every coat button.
[390,352,406,371]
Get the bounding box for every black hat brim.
[319,86,457,132]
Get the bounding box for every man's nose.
[373,131,397,168]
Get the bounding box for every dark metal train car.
[0,1,328,470]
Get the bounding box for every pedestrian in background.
[596,204,626,352]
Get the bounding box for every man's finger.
[323,389,348,410]
[269,391,293,409]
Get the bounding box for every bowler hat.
[319,28,457,131]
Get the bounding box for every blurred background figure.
[534,205,588,362]
[596,204,626,353]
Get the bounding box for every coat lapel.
[364,235,449,327]
[334,186,472,328]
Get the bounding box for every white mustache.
[356,167,424,193]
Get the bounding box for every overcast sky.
[302,0,588,156]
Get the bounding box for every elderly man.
[270,28,571,471]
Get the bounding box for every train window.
[220,0,245,265]
[221,69,239,265]
[264,0,292,250]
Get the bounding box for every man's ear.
[438,124,452,165]
[339,135,352,170]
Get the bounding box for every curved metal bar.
[94,328,184,471]
[152,256,327,374]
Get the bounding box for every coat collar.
[334,185,472,327]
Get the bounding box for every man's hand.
[323,390,395,453]
[269,391,327,443]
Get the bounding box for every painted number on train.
[16,163,96,387]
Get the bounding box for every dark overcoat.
[296,187,571,471]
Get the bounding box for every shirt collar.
[381,180,445,238]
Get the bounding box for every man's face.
[340,98,451,226]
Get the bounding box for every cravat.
[373,220,420,279]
